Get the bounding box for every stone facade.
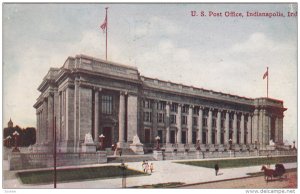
[33,54,287,153]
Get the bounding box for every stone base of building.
[8,151,107,170]
[81,143,97,153]
[130,143,144,155]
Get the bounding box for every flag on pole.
[100,15,107,32]
[263,69,268,79]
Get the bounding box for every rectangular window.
[102,95,113,115]
[237,121,240,129]
[203,118,207,127]
[213,111,218,117]
[193,117,198,126]
[221,120,225,128]
[182,116,187,125]
[171,103,178,113]
[143,99,151,108]
[182,105,188,113]
[157,113,165,123]
[193,107,199,115]
[157,101,166,110]
[144,112,152,122]
[212,119,216,128]
[170,114,176,124]
[203,109,208,117]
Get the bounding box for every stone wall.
[156,150,297,161]
[8,151,107,170]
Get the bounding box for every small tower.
[8,118,13,128]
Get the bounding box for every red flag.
[100,15,107,32]
[263,69,268,79]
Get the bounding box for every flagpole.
[105,7,108,61]
[267,67,269,98]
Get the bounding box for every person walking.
[150,163,154,173]
[142,160,146,172]
[214,163,219,176]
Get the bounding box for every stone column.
[233,112,237,144]
[118,92,126,147]
[252,109,259,144]
[176,104,182,144]
[225,111,229,144]
[127,94,138,142]
[43,99,48,142]
[188,105,193,144]
[74,78,80,152]
[165,102,170,144]
[207,108,212,144]
[275,117,279,143]
[47,94,54,143]
[247,115,252,144]
[259,109,264,145]
[263,110,270,146]
[198,107,203,143]
[216,110,221,145]
[36,112,40,144]
[94,90,99,143]
[240,114,245,144]
[278,117,283,144]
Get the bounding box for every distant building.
[7,118,13,128]
[34,54,287,153]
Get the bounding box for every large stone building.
[34,54,286,153]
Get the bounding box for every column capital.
[93,87,102,92]
[120,91,127,96]
[166,101,172,105]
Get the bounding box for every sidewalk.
[3,158,297,189]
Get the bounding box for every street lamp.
[155,136,161,150]
[99,134,105,150]
[119,161,128,188]
[12,131,20,152]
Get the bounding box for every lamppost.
[12,131,20,152]
[119,161,128,188]
[229,139,232,157]
[155,136,160,150]
[99,134,105,150]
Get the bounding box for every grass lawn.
[175,156,297,169]
[17,165,146,184]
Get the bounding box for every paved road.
[181,171,297,189]
[3,157,297,189]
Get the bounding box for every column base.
[117,141,128,149]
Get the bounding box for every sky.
[2,3,297,145]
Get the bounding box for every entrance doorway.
[170,130,175,144]
[145,128,151,143]
[103,127,112,149]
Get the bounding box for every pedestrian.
[119,148,122,157]
[142,160,146,172]
[214,163,219,176]
[150,163,154,173]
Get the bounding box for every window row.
[144,112,249,129]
